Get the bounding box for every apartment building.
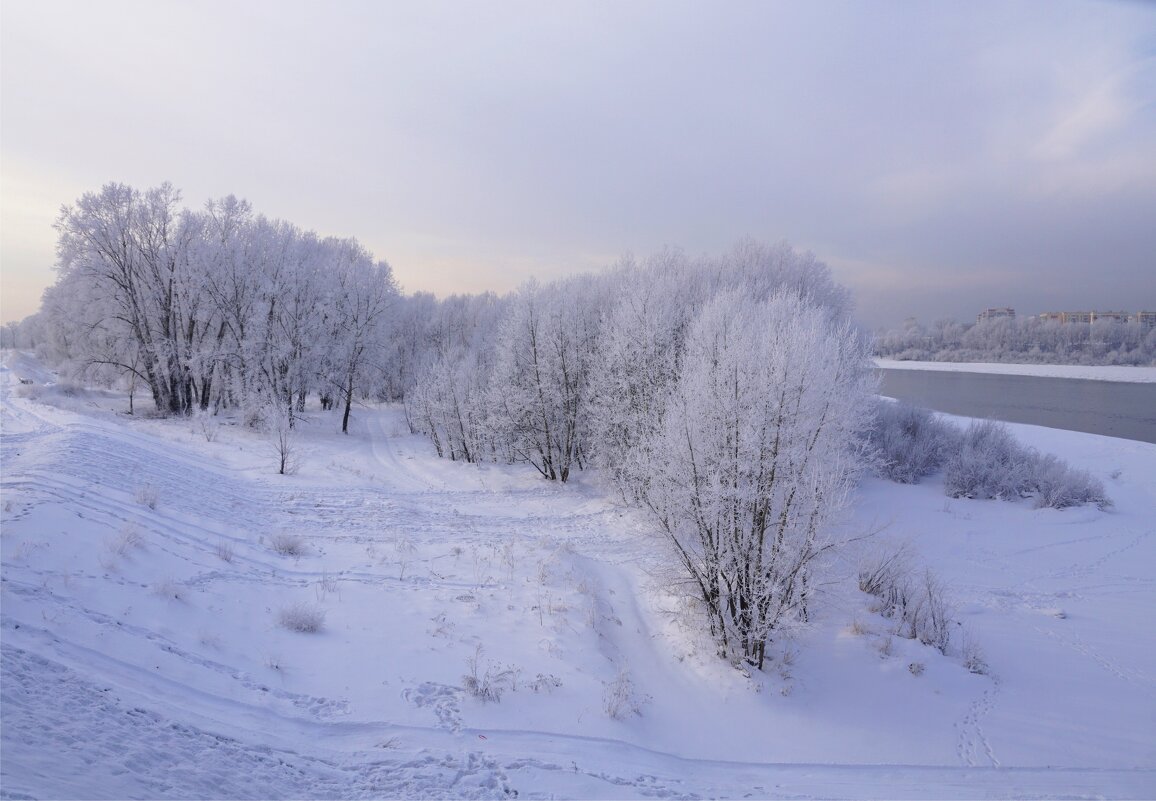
[1037,310,1151,326]
[977,307,1015,323]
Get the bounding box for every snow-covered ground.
[875,358,1156,383]
[2,351,1154,799]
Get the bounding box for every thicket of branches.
[874,315,1156,365]
[33,183,398,431]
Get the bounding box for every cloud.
[1036,73,1132,161]
[2,1,1155,327]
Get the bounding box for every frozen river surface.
[877,368,1156,443]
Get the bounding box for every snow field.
[2,353,1154,798]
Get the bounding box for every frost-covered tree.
[637,290,874,668]
[319,241,397,433]
[585,253,692,493]
[53,183,205,414]
[875,313,1155,365]
[486,278,600,481]
[44,183,398,420]
[404,292,508,460]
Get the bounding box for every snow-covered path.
[2,354,1154,799]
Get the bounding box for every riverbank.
[875,359,1156,383]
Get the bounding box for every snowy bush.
[461,646,514,703]
[279,602,325,633]
[1031,453,1110,510]
[266,405,300,476]
[108,523,145,556]
[134,484,160,510]
[194,411,220,443]
[270,533,307,557]
[961,631,989,675]
[943,420,1109,509]
[857,544,912,599]
[602,669,648,720]
[151,578,183,601]
[866,400,960,483]
[215,539,235,562]
[859,548,953,655]
[943,421,1031,501]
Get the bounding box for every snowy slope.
[875,358,1156,382]
[2,352,1154,799]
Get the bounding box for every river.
[876,369,1156,444]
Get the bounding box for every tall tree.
[638,290,873,668]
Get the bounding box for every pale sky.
[2,0,1154,328]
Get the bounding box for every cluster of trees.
[875,315,1156,365]
[21,187,880,669]
[35,183,398,430]
[404,242,874,667]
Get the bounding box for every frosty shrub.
[638,290,874,669]
[279,602,325,633]
[194,411,220,443]
[961,631,989,675]
[151,578,183,601]
[461,646,514,703]
[944,420,1109,509]
[867,400,961,484]
[857,543,912,599]
[108,523,145,556]
[943,420,1030,501]
[134,484,160,510]
[602,669,647,720]
[266,404,300,476]
[859,547,953,655]
[215,539,235,563]
[1031,453,1110,510]
[270,533,307,557]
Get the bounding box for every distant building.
[977,307,1015,324]
[1038,310,1143,325]
[1039,311,1091,324]
[1091,311,1131,325]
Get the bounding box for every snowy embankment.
[875,358,1156,383]
[2,351,1154,799]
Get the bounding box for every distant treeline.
[873,316,1156,366]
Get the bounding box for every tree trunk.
[341,372,354,433]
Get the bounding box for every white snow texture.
[2,351,1154,799]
